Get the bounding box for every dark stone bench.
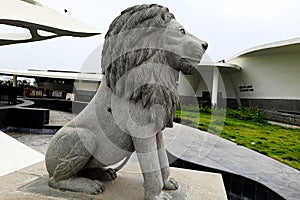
[0,107,49,130]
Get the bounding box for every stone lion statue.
[45,4,207,200]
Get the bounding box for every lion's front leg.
[132,135,169,200]
[156,131,179,191]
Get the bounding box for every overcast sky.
[1,0,300,72]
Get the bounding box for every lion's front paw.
[163,178,179,190]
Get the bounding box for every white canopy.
[0,68,103,82]
[0,0,101,45]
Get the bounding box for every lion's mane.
[101,4,179,128]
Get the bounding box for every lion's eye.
[180,28,186,35]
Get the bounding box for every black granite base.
[0,107,49,129]
[168,153,285,200]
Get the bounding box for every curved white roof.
[229,37,300,59]
[0,0,101,45]
[0,69,102,82]
[198,62,241,74]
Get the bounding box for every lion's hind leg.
[47,128,104,195]
[49,177,104,195]
[78,167,117,182]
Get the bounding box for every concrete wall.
[229,51,300,100]
[228,51,300,111]
[37,82,73,92]
[177,72,200,97]
[178,67,227,97]
[73,80,100,92]
[177,67,236,107]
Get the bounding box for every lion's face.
[163,19,208,75]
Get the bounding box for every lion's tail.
[114,154,132,171]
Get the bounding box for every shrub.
[177,101,212,114]
[199,100,211,114]
[173,115,193,125]
[176,105,267,123]
[226,107,267,123]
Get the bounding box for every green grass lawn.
[174,106,300,170]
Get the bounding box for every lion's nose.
[202,42,208,50]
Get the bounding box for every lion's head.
[101,4,207,129]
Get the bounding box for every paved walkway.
[0,98,34,110]
[0,131,44,177]
[268,121,300,129]
[48,110,75,126]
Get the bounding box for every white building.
[178,37,300,113]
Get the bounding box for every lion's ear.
[162,11,175,23]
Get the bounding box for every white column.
[13,75,17,87]
[211,67,219,107]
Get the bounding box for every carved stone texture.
[45,4,207,200]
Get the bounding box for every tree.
[0,77,31,87]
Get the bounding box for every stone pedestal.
[0,162,227,200]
